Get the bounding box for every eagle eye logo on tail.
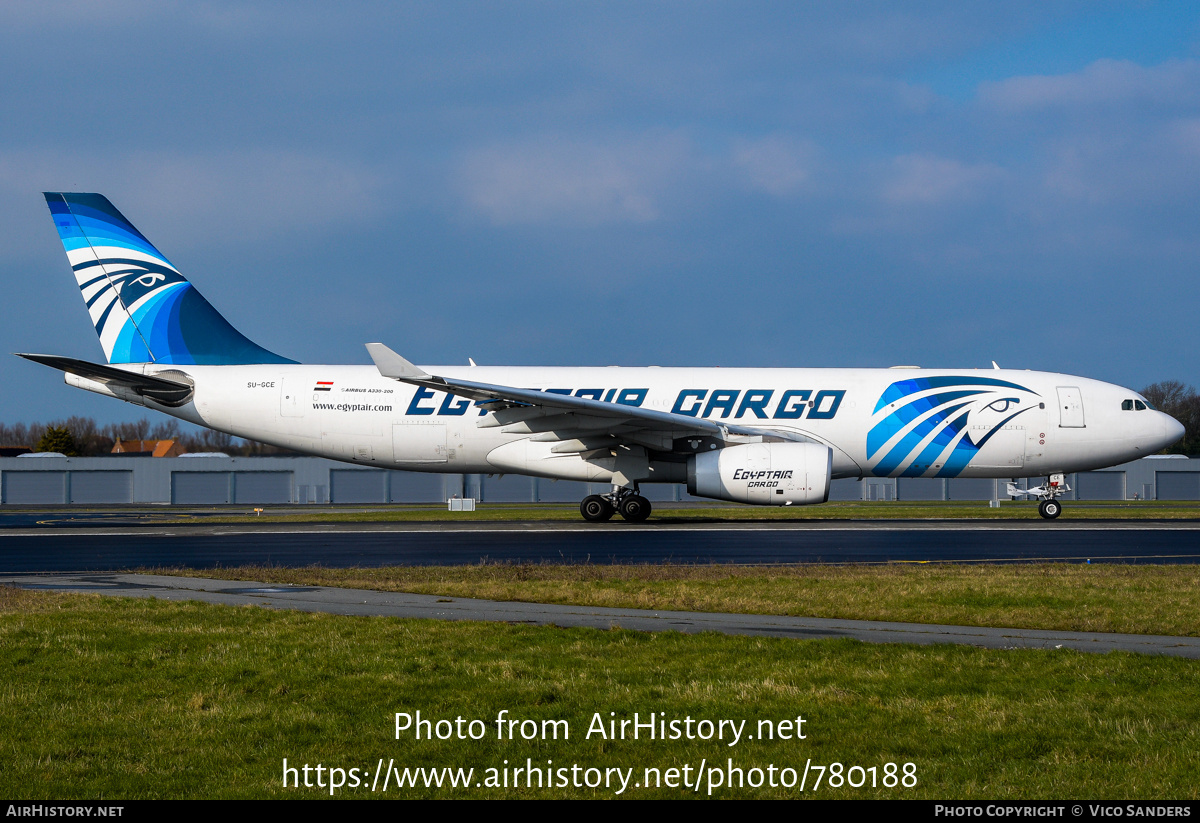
[133,272,167,288]
[868,376,1041,477]
[46,192,294,367]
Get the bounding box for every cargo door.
[975,425,1025,469]
[393,422,448,463]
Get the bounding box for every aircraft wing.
[366,343,808,454]
[16,353,194,405]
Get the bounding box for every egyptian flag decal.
[314,381,334,392]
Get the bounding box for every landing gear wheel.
[1038,499,1062,520]
[580,495,615,522]
[618,494,652,522]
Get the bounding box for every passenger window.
[1121,400,1133,411]
[1134,400,1146,411]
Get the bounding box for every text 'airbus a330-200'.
[20,193,1184,520]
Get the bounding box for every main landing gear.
[580,487,652,522]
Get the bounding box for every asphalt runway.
[1,521,1199,572]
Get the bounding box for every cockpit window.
[1134,400,1147,411]
[1121,399,1134,411]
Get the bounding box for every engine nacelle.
[687,442,833,505]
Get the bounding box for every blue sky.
[2,1,1199,425]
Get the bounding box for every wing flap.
[365,343,813,451]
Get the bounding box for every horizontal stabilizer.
[17,353,193,405]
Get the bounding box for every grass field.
[167,563,1200,637]
[12,504,1199,799]
[3,586,1198,799]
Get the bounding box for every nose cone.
[1147,411,1186,453]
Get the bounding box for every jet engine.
[687,442,832,505]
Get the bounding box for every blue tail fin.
[45,193,294,365]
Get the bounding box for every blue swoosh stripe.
[867,390,986,458]
[934,411,977,477]
[902,411,971,477]
[873,401,972,476]
[874,376,1038,413]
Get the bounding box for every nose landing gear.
[1037,498,1062,519]
[1006,473,1070,519]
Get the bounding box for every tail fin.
[44,193,294,365]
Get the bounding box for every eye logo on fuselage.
[868,376,1041,478]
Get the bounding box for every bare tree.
[1141,381,1200,455]
[149,419,181,440]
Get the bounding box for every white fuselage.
[115,363,1182,485]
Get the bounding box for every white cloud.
[732,135,817,196]
[1169,117,1200,155]
[881,154,1003,205]
[1036,123,1200,209]
[979,58,1200,112]
[969,59,1200,230]
[457,134,694,225]
[0,148,381,246]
